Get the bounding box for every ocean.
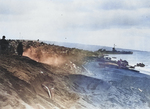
[46,41,150,109]
[109,51,150,75]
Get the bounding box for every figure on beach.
[17,42,23,56]
[0,36,9,51]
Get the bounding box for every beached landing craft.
[97,56,140,72]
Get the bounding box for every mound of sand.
[0,40,101,109]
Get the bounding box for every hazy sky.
[0,0,150,51]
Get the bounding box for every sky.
[0,0,150,51]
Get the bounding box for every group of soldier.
[0,36,23,56]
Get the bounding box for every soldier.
[17,42,23,56]
[0,36,9,51]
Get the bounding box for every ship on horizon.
[97,44,133,54]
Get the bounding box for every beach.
[0,40,150,109]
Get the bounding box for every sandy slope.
[0,40,101,109]
[0,54,82,109]
[1,40,150,109]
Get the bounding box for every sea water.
[108,51,150,75]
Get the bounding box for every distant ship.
[97,44,133,54]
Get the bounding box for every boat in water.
[97,45,133,54]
